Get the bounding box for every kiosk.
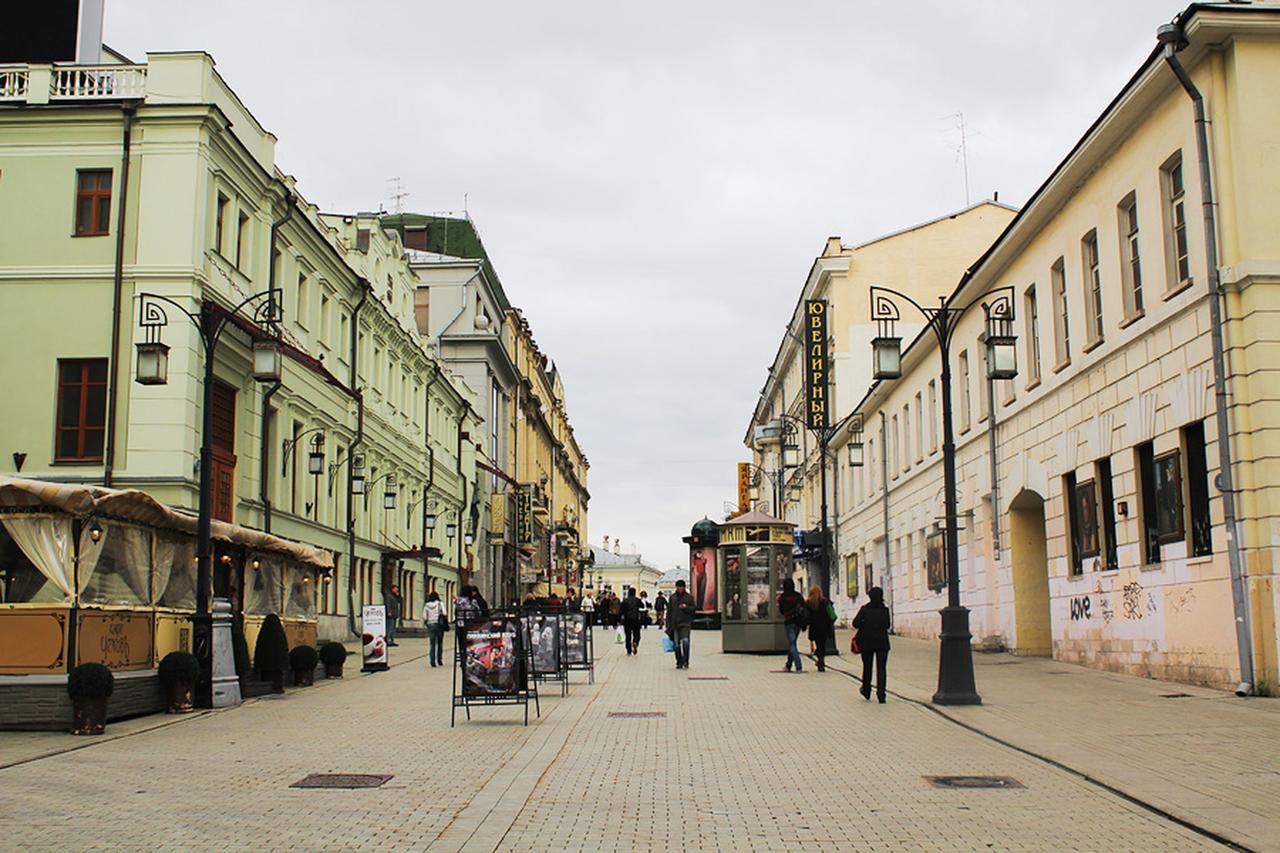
[682,518,721,630]
[718,510,795,653]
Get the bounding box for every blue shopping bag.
[662,634,675,654]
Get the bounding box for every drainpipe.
[259,189,295,533]
[346,280,371,636]
[103,105,136,487]
[880,411,893,623]
[1158,23,1254,696]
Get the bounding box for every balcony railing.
[51,65,147,100]
[0,63,147,103]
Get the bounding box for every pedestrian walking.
[654,591,667,628]
[384,584,403,646]
[608,592,622,628]
[621,588,643,654]
[852,586,891,702]
[639,590,651,628]
[805,584,834,672]
[666,579,696,669]
[423,591,446,667]
[581,592,596,625]
[777,579,807,672]
[566,589,581,612]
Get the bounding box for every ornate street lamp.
[464,531,475,547]
[307,433,325,476]
[134,341,169,385]
[847,414,865,468]
[985,302,1018,380]
[351,473,366,495]
[868,283,1015,706]
[252,337,282,382]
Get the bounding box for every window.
[296,273,310,329]
[1025,285,1042,386]
[1064,471,1085,576]
[235,211,250,271]
[1097,458,1118,571]
[902,404,911,471]
[1051,257,1071,367]
[215,194,229,255]
[55,358,108,462]
[1136,442,1161,565]
[977,337,989,422]
[958,350,971,431]
[891,414,900,479]
[74,170,112,236]
[1163,153,1191,287]
[319,294,331,347]
[339,311,349,356]
[1118,193,1144,318]
[1184,421,1212,557]
[928,380,938,452]
[914,393,923,463]
[1082,230,1103,345]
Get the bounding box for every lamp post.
[135,288,283,708]
[868,284,1016,706]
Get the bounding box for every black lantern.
[426,511,438,531]
[872,335,903,380]
[464,531,475,547]
[383,474,397,510]
[134,341,170,385]
[351,473,366,496]
[252,338,283,382]
[985,305,1018,380]
[847,414,865,468]
[307,433,325,476]
[446,520,458,540]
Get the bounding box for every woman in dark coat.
[805,584,834,672]
[852,586,891,702]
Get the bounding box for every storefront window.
[745,546,770,620]
[283,563,316,619]
[79,522,152,607]
[155,533,196,610]
[246,556,285,615]
[0,523,67,603]
[723,548,742,620]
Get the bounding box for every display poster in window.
[746,546,771,620]
[564,613,588,665]
[527,612,560,676]
[723,549,742,620]
[690,546,717,613]
[1074,480,1100,559]
[864,562,874,596]
[361,605,388,671]
[1153,451,1184,543]
[926,530,946,593]
[463,615,523,696]
[846,552,859,599]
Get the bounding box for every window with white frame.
[1051,257,1070,366]
[1081,229,1104,346]
[928,380,938,452]
[1025,284,1042,386]
[914,393,923,463]
[1118,192,1144,318]
[958,349,971,431]
[902,404,911,472]
[1162,152,1191,289]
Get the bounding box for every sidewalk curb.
[818,654,1253,853]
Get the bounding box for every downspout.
[259,189,295,533]
[103,105,136,487]
[1159,25,1254,696]
[880,411,893,623]
[346,280,372,635]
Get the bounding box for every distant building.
[587,543,663,598]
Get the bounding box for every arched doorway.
[1008,489,1051,656]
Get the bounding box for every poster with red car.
[463,616,522,696]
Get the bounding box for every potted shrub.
[253,613,290,693]
[67,662,114,735]
[157,651,199,713]
[319,641,348,678]
[289,645,319,687]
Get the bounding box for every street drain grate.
[1159,693,1193,698]
[290,774,393,789]
[925,775,1024,790]
[608,711,666,719]
[687,676,729,681]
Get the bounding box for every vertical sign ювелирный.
[805,300,829,429]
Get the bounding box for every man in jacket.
[384,584,402,646]
[665,580,696,669]
[620,588,643,655]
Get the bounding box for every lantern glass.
[782,445,800,468]
[446,522,458,539]
[848,441,865,468]
[987,336,1018,379]
[748,485,759,502]
[464,532,475,546]
[871,336,902,380]
[252,338,282,382]
[383,490,396,510]
[351,474,366,496]
[426,512,437,530]
[307,450,324,476]
[134,342,169,386]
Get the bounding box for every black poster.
[527,612,561,675]
[564,613,588,665]
[463,616,524,696]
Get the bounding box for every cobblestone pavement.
[0,628,1261,851]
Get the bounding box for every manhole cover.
[925,775,1024,789]
[1159,693,1192,698]
[290,774,393,789]
[687,676,728,681]
[608,711,666,719]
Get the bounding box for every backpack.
[791,603,811,630]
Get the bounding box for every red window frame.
[55,358,108,462]
[74,170,112,237]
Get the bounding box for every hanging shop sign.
[516,486,534,546]
[805,299,829,429]
[737,462,751,514]
[926,530,946,593]
[489,492,507,542]
[462,615,524,697]
[361,605,388,671]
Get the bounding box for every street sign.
[805,299,829,429]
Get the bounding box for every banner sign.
[489,492,507,541]
[564,613,588,666]
[361,605,388,670]
[805,299,829,429]
[516,486,534,546]
[527,612,561,676]
[463,615,524,696]
[737,462,751,515]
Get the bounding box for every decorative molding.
[1167,365,1213,427]
[1125,392,1159,446]
[1054,428,1081,474]
[1085,412,1115,461]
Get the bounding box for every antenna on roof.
[386,177,410,214]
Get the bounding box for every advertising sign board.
[527,612,561,677]
[805,299,829,429]
[361,605,388,671]
[463,616,524,697]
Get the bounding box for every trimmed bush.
[67,663,114,701]
[289,645,319,672]
[319,641,348,667]
[158,651,200,686]
[253,613,290,678]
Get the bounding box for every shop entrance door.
[1009,489,1052,656]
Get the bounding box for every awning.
[0,476,333,571]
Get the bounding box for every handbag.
[662,634,675,654]
[440,613,450,631]
[826,602,838,622]
[850,631,861,654]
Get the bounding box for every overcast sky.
[108,0,1183,572]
